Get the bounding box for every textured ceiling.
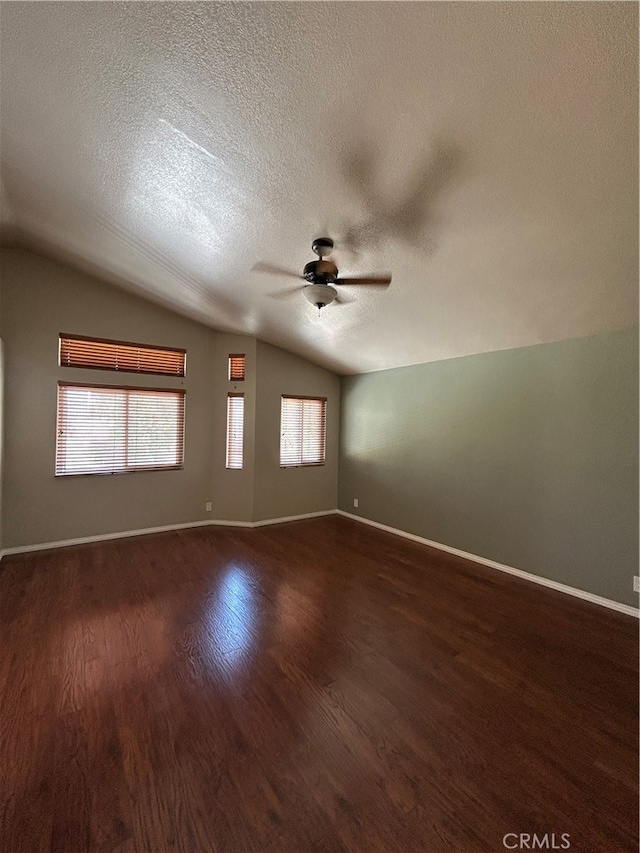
[0,2,637,375]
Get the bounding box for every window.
[228,354,245,381]
[56,383,185,475]
[280,396,326,467]
[59,334,186,377]
[226,393,244,469]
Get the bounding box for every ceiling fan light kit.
[303,283,338,309]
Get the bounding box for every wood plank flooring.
[1,516,637,852]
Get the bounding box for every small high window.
[59,334,186,377]
[228,354,246,381]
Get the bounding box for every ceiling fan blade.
[335,275,392,286]
[266,285,302,300]
[251,262,301,280]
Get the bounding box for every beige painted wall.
[0,248,340,548]
[254,340,339,521]
[209,333,257,522]
[1,248,218,547]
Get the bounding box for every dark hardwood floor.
[0,516,637,853]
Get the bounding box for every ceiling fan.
[253,238,391,309]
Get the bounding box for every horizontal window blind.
[228,354,246,381]
[56,383,185,476]
[59,334,186,377]
[226,393,244,469]
[280,396,326,467]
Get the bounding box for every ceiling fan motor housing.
[303,259,338,283]
[311,237,334,258]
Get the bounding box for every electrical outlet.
[205,502,212,512]
[633,576,640,593]
[353,498,359,508]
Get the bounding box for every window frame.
[55,381,186,477]
[279,394,327,468]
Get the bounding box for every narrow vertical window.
[226,393,244,469]
[228,354,246,381]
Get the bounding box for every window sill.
[280,462,325,468]
[55,465,184,477]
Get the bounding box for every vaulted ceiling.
[0,2,637,374]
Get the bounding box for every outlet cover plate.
[633,576,640,593]
[205,502,212,512]
[353,498,359,508]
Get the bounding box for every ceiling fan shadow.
[339,137,467,252]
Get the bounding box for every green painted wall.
[339,328,639,607]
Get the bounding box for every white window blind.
[59,334,186,377]
[226,393,244,469]
[228,354,245,381]
[280,396,327,467]
[56,383,185,476]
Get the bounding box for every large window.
[226,393,244,469]
[59,334,186,377]
[56,383,185,476]
[280,396,326,467]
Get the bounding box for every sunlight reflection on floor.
[204,564,256,666]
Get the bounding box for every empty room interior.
[0,3,638,853]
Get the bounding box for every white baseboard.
[0,519,245,557]
[0,510,337,559]
[252,509,336,528]
[3,509,636,618]
[336,510,639,619]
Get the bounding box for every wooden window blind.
[56,383,185,476]
[226,393,245,469]
[59,334,186,377]
[228,354,246,381]
[280,396,327,467]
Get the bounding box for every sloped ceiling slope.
[0,2,637,374]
